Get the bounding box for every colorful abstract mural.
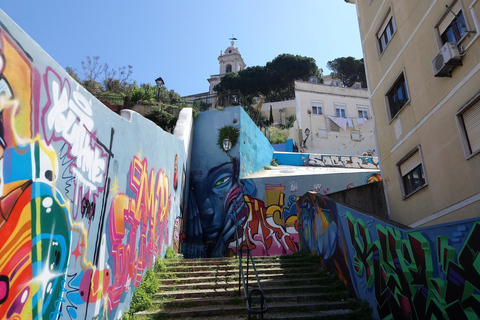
[297,192,480,320]
[0,12,187,319]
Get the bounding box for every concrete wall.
[328,181,388,219]
[297,192,480,320]
[0,12,187,319]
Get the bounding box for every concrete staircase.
[135,253,371,320]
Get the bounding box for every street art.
[184,108,298,258]
[0,14,185,320]
[308,154,379,169]
[297,192,480,320]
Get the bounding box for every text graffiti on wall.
[308,154,379,169]
[0,20,182,320]
[347,214,480,319]
[108,156,171,311]
[297,192,480,320]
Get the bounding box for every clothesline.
[325,116,367,131]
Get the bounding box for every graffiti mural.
[0,12,186,320]
[297,192,480,320]
[183,107,297,258]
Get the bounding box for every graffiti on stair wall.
[297,192,480,320]
[184,108,299,258]
[0,15,186,320]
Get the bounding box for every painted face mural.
[187,157,247,257]
[184,109,300,258]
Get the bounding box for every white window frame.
[357,106,369,119]
[311,101,323,115]
[335,103,346,118]
[396,146,428,199]
[456,92,480,159]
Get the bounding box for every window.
[332,81,340,86]
[354,83,362,89]
[377,16,395,54]
[442,11,467,44]
[397,148,427,198]
[312,101,323,115]
[309,77,318,83]
[386,72,409,121]
[335,103,346,118]
[226,64,232,73]
[435,1,471,47]
[358,106,369,118]
[457,94,480,158]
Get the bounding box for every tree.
[326,56,367,88]
[214,54,319,102]
[144,107,177,132]
[66,56,133,96]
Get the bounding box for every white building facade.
[294,81,376,156]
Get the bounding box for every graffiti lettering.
[81,197,96,221]
[107,156,171,311]
[298,192,480,320]
[308,154,379,169]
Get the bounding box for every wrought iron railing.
[235,225,268,319]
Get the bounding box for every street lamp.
[222,138,232,152]
[155,77,165,102]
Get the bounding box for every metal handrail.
[235,225,268,319]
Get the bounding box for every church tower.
[208,39,246,93]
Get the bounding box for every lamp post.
[222,138,236,164]
[155,77,164,102]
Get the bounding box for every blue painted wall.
[239,107,275,178]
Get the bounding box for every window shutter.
[438,2,462,34]
[400,151,421,176]
[463,100,480,153]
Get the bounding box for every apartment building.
[347,0,480,227]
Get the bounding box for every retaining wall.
[297,192,480,320]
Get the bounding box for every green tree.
[214,53,319,102]
[326,56,367,88]
[144,107,177,132]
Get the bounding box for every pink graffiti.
[107,156,171,312]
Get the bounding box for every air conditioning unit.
[432,42,462,77]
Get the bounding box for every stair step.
[134,253,371,319]
[140,301,352,318]
[159,272,332,285]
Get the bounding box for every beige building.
[347,0,480,227]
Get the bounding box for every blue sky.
[1,0,363,97]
